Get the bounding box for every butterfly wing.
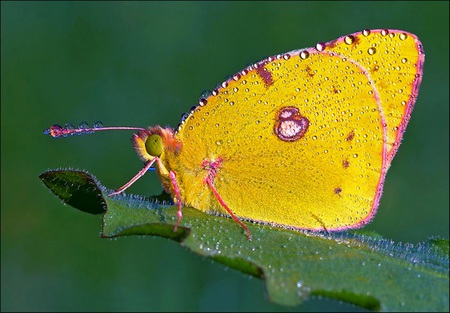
[172,29,424,231]
[325,29,424,164]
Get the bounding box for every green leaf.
[39,168,106,214]
[40,169,450,311]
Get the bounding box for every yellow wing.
[171,29,424,231]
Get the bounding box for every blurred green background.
[2,1,448,311]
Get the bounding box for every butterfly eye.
[145,134,163,157]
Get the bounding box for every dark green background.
[2,1,448,311]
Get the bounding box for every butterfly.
[45,29,425,240]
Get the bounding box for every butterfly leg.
[204,178,252,240]
[202,158,252,240]
[109,158,157,196]
[169,171,183,232]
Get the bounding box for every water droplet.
[180,112,190,122]
[93,121,103,129]
[200,90,212,99]
[300,50,309,60]
[77,122,89,134]
[315,42,326,51]
[44,124,64,137]
[78,121,89,129]
[62,123,75,135]
[368,47,376,55]
[296,280,311,300]
[344,35,355,45]
[362,29,371,37]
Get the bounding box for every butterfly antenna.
[44,121,145,138]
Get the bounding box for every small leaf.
[40,169,106,214]
[40,169,450,311]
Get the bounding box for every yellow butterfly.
[46,29,424,240]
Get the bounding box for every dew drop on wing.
[199,90,212,99]
[180,112,189,123]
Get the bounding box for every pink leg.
[169,171,183,232]
[108,158,157,196]
[205,178,252,240]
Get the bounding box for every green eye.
[145,134,163,157]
